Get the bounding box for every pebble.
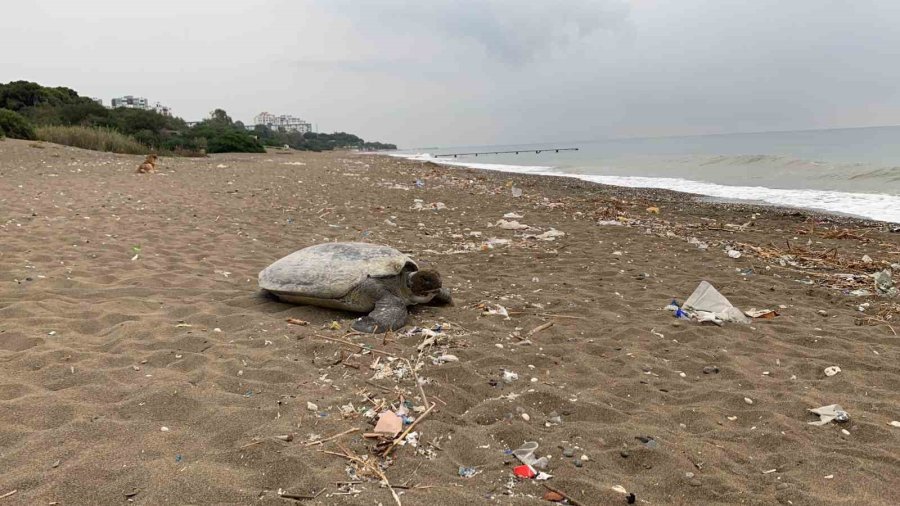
[679,372,686,378]
[573,459,583,468]
[521,413,530,422]
[818,310,828,317]
[619,450,630,458]
[841,429,850,436]
[727,416,738,421]
[890,421,900,428]
[688,479,702,487]
[213,328,222,332]
[685,472,695,479]
[824,475,834,479]
[776,483,790,491]
[160,426,170,432]
[562,448,575,458]
[744,397,754,405]
[703,366,720,374]
[824,366,841,377]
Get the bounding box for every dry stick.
[365,380,394,393]
[401,357,429,408]
[0,490,16,500]
[313,334,398,358]
[239,440,263,449]
[383,402,437,457]
[541,484,585,506]
[527,321,554,336]
[334,442,403,506]
[279,489,323,501]
[304,427,360,447]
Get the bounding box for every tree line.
[0,81,396,153]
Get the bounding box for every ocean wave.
[389,152,900,224]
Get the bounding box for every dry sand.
[1,138,899,505]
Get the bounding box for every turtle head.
[409,269,442,296]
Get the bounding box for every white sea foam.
[389,153,900,224]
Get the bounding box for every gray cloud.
[2,0,900,147]
[315,0,631,65]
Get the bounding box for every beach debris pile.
[666,281,750,325]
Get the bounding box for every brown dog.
[136,154,158,174]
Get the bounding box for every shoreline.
[386,152,900,225]
[2,140,898,505]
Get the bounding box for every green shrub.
[0,108,36,140]
[35,125,147,154]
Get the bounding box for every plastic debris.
[411,199,447,211]
[688,237,709,250]
[373,411,403,437]
[681,281,751,325]
[529,229,566,241]
[495,219,530,230]
[511,187,523,198]
[432,354,459,365]
[501,370,519,383]
[727,249,742,259]
[503,212,524,219]
[513,464,536,479]
[511,440,550,471]
[874,269,897,297]
[744,308,779,319]
[481,303,510,319]
[458,466,481,478]
[808,404,850,425]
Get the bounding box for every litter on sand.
[824,366,842,377]
[808,404,850,425]
[458,466,481,478]
[677,281,750,325]
[373,411,403,437]
[744,308,779,319]
[495,219,531,230]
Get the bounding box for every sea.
[390,126,900,224]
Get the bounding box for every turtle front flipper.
[432,287,453,306]
[352,295,408,333]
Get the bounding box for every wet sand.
[1,138,899,505]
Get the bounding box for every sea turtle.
[259,242,452,333]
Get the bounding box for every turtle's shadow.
[248,289,439,327]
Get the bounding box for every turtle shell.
[258,242,417,300]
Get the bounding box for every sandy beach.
[1,138,899,505]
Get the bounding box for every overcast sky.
[3,0,900,147]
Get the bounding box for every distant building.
[152,102,172,117]
[91,97,103,106]
[111,95,149,110]
[253,111,312,134]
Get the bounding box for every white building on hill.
[253,111,312,134]
[111,95,149,110]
